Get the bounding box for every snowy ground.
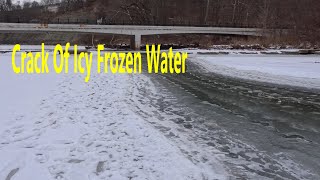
[190,54,320,90]
[2,45,319,179]
[0,47,225,180]
[0,53,61,132]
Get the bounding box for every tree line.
[1,0,319,32]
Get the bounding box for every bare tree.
[31,1,39,7]
[23,1,31,9]
[204,0,210,24]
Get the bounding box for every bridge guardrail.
[0,16,268,28]
[0,16,295,29]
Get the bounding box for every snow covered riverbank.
[0,50,225,179]
[191,54,320,90]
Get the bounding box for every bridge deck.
[0,23,274,50]
[0,23,264,36]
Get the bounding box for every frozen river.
[141,57,320,179]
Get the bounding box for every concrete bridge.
[0,23,267,50]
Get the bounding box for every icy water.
[135,56,320,179]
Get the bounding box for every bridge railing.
[0,15,269,28]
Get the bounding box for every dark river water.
[135,56,320,179]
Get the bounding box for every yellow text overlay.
[11,43,188,82]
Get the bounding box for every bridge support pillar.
[130,34,141,50]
